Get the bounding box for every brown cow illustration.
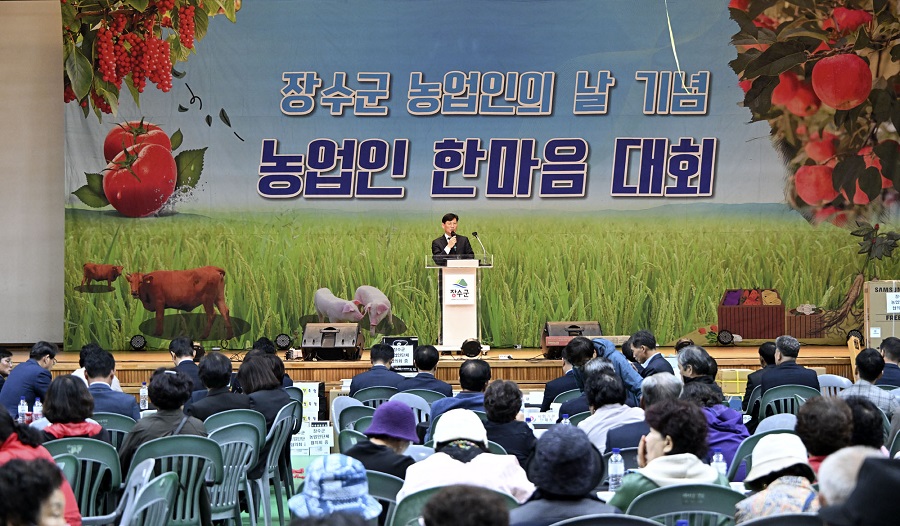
[82,263,124,288]
[125,266,234,339]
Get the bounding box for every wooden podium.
[427,255,493,352]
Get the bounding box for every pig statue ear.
[343,303,358,314]
[377,305,387,315]
[353,300,363,306]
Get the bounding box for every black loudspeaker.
[541,321,603,359]
[300,323,363,361]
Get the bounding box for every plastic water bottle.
[32,398,42,422]
[139,382,149,410]
[17,397,28,424]
[676,521,689,526]
[608,448,625,491]
[711,448,728,476]
[525,416,534,431]
[560,414,571,425]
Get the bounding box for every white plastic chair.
[818,374,852,396]
[389,392,432,423]
[332,395,364,437]
[754,413,797,434]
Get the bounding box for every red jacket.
[0,434,83,526]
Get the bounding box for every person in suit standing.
[540,337,595,412]
[876,337,900,387]
[0,342,56,417]
[85,349,141,421]
[431,213,475,266]
[169,337,202,392]
[631,330,674,378]
[743,342,777,412]
[349,344,404,396]
[396,345,453,397]
[760,335,820,394]
[185,352,251,421]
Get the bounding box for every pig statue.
[314,288,364,323]
[354,285,393,335]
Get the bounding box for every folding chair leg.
[243,481,257,526]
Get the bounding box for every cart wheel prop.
[717,330,734,345]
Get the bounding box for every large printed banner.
[63,0,900,350]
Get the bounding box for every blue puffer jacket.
[592,338,643,407]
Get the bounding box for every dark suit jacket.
[557,394,590,422]
[760,361,820,393]
[248,388,293,479]
[175,360,202,392]
[541,371,579,412]
[877,363,900,387]
[186,387,252,421]
[431,234,475,266]
[742,364,776,411]
[90,383,141,421]
[640,353,674,377]
[606,420,651,451]
[348,365,404,396]
[396,373,453,397]
[0,359,51,415]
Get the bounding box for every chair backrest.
[401,389,447,406]
[758,385,821,420]
[338,429,368,453]
[553,388,582,405]
[599,447,639,486]
[728,429,796,481]
[354,415,374,433]
[891,428,900,459]
[207,423,259,519]
[121,472,180,526]
[817,374,852,396]
[204,408,267,448]
[487,440,508,455]
[333,395,365,435]
[53,453,79,490]
[752,413,797,435]
[259,402,297,477]
[738,513,824,525]
[744,385,761,417]
[877,384,900,391]
[548,514,662,525]
[285,386,305,433]
[92,412,137,449]
[114,458,157,524]
[43,437,123,518]
[878,406,891,444]
[367,470,405,526]
[569,411,591,426]
[389,392,433,423]
[339,405,377,430]
[128,435,225,526]
[353,386,400,408]
[389,486,517,526]
[626,483,746,525]
[403,444,435,462]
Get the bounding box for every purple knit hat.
[364,400,419,443]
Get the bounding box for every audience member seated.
[287,454,382,522]
[760,335,820,394]
[345,400,418,479]
[118,368,207,474]
[85,349,140,420]
[72,343,123,392]
[556,358,612,421]
[0,459,67,526]
[509,425,620,526]
[237,357,292,480]
[817,446,881,507]
[632,330,674,378]
[540,336,594,412]
[839,349,900,418]
[795,396,852,473]
[876,337,900,386]
[169,337,201,392]
[733,433,818,524]
[229,338,293,393]
[0,346,11,394]
[483,380,535,466]
[607,399,729,511]
[818,457,900,526]
[680,380,749,477]
[676,345,719,387]
[38,375,110,444]
[348,344,404,397]
[423,484,511,526]
[0,342,57,417]
[843,396,887,451]
[607,372,682,452]
[426,360,491,442]
[398,408,535,504]
[577,365,644,454]
[743,342,777,413]
[184,351,251,421]
[0,405,81,525]
[396,345,452,397]
[673,338,694,352]
[592,338,643,407]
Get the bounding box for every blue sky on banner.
[64,0,785,212]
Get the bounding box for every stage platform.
[5,345,854,396]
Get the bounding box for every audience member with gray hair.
[676,346,718,387]
[760,335,819,394]
[817,446,882,506]
[577,368,644,454]
[556,357,613,420]
[795,396,852,473]
[606,373,683,451]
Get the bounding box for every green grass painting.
[64,206,898,350]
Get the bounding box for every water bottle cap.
[561,414,569,419]
[20,397,24,400]
[612,448,621,453]
[713,447,722,453]
[525,417,533,422]
[142,382,147,385]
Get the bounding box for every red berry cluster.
[64,83,76,103]
[91,90,112,114]
[146,37,173,92]
[96,26,117,83]
[178,6,196,49]
[153,0,175,14]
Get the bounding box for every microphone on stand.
[472,231,487,264]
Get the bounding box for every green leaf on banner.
[85,173,104,195]
[194,3,211,41]
[833,156,866,199]
[73,185,109,208]
[94,78,119,117]
[875,140,900,189]
[748,0,779,18]
[219,109,232,127]
[124,0,150,12]
[871,89,892,124]
[205,115,212,127]
[65,45,93,100]
[178,105,189,112]
[172,68,186,79]
[744,75,777,117]
[860,167,883,201]
[744,41,809,79]
[125,76,141,108]
[170,129,184,150]
[175,148,207,189]
[854,29,870,52]
[61,2,79,32]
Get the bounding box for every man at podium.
[431,212,474,266]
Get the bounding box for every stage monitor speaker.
[541,321,602,360]
[300,323,363,361]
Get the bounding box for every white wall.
[0,1,64,343]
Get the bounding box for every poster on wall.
[62,0,900,351]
